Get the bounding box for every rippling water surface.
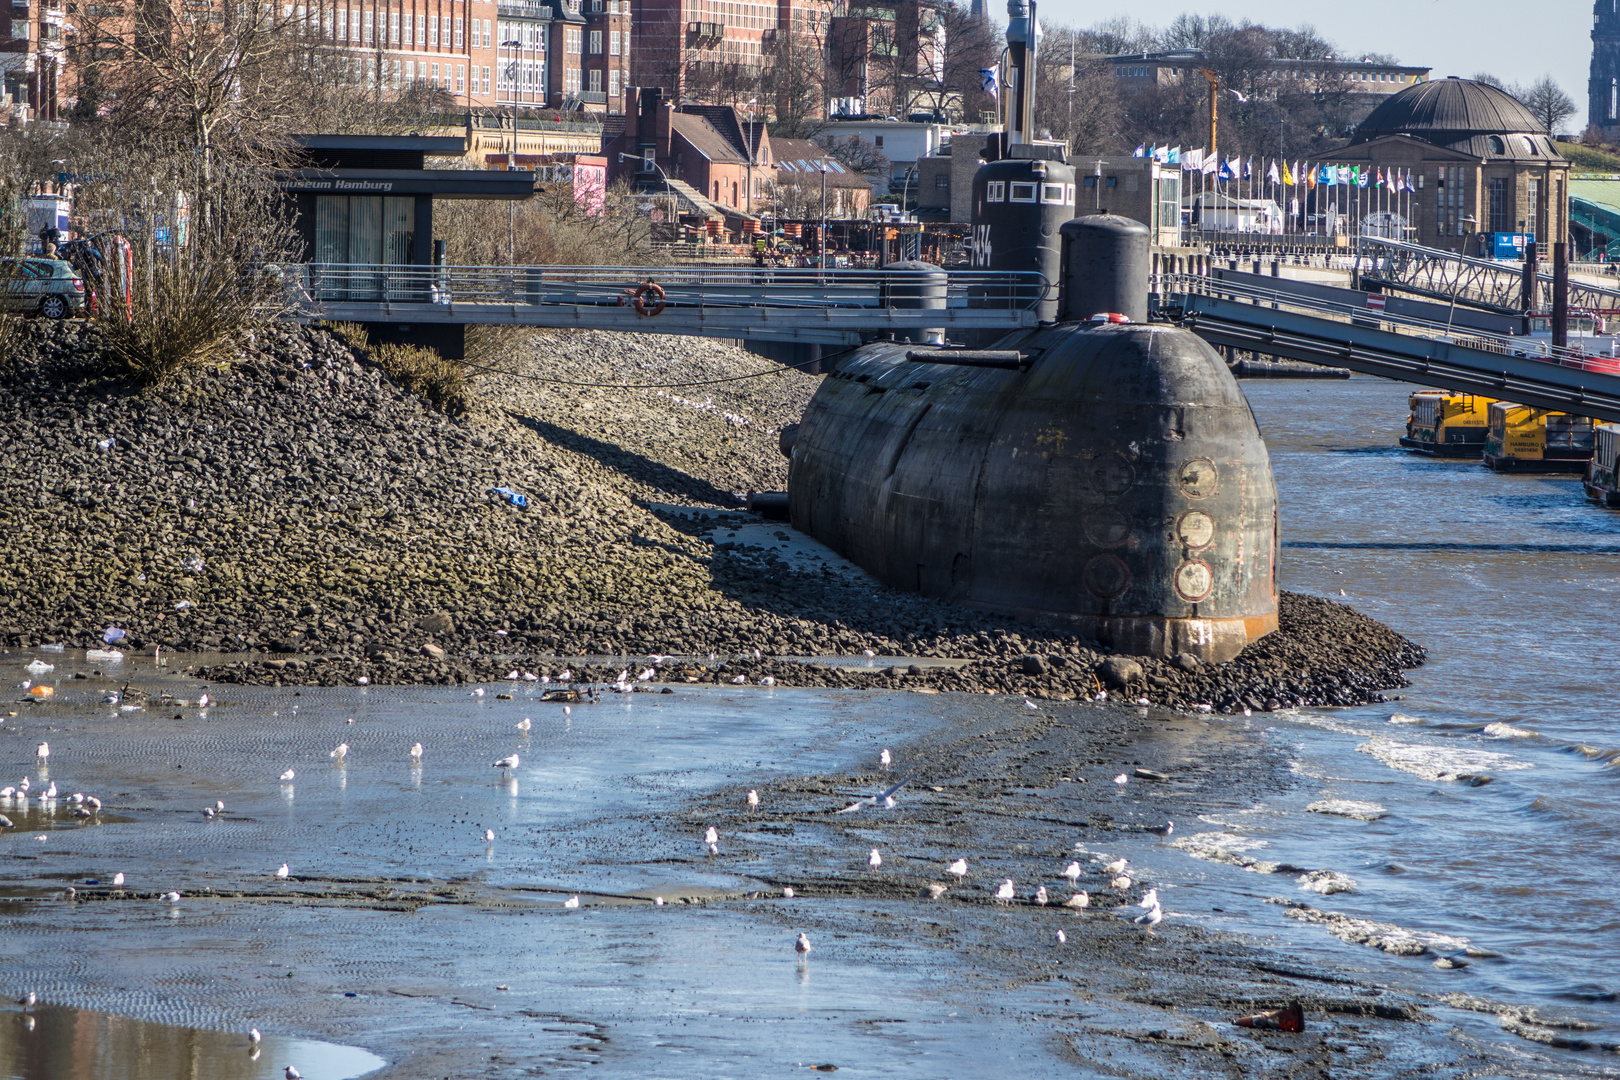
[1232,376,1620,1029]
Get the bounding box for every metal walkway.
[1166,274,1620,424]
[1356,237,1620,314]
[301,264,1048,346]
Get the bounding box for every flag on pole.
[1221,157,1238,180]
[1184,149,1203,171]
[1266,160,1280,184]
[1243,157,1253,180]
[981,68,1000,96]
[1306,166,1317,189]
[1318,165,1334,186]
[1336,165,1350,186]
[1282,160,1295,185]
[1152,146,1169,163]
[1167,146,1181,164]
[1355,167,1368,189]
[1202,154,1218,176]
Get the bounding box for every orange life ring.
[632,279,666,317]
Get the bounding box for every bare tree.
[1032,27,1124,153]
[1519,75,1577,135]
[938,0,998,123]
[812,134,890,183]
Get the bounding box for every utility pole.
[1201,68,1219,165]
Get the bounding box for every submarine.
[781,0,1278,664]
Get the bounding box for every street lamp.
[744,97,757,216]
[619,151,675,232]
[501,41,522,166]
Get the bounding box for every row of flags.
[1131,145,1419,192]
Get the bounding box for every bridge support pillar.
[745,339,823,374]
[362,322,465,361]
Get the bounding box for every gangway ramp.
[1166,275,1620,425]
[302,264,1049,347]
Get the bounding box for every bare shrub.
[434,179,659,268]
[462,325,533,378]
[66,135,299,385]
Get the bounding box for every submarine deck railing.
[1162,272,1620,425]
[297,264,1051,346]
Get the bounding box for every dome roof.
[1349,77,1563,161]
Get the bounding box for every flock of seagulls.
[766,745,1170,960]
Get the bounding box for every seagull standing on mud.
[835,775,911,814]
[704,826,719,856]
[995,879,1016,903]
[329,744,348,762]
[492,754,520,776]
[946,858,968,878]
[868,849,882,869]
[278,769,295,783]
[36,742,49,760]
[516,719,532,734]
[1063,891,1090,909]
[1063,861,1082,884]
[746,789,760,809]
[879,749,891,768]
[795,933,812,959]
[409,743,423,762]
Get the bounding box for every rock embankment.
[0,321,1423,710]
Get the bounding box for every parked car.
[0,257,85,318]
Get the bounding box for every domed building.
[1333,76,1569,256]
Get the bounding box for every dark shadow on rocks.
[504,409,743,507]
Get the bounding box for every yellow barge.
[1585,424,1620,507]
[1400,392,1492,457]
[1481,403,1596,473]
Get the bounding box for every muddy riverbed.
[0,653,1595,1079]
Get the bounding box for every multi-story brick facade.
[0,0,67,119]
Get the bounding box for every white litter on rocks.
[1306,799,1388,821]
[1357,738,1532,782]
[1296,869,1359,895]
[650,390,752,428]
[1273,900,1470,956]
[85,649,124,662]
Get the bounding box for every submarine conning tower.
[784,8,1277,663]
[785,216,1280,662]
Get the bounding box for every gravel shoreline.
[0,321,1423,711]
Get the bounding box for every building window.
[406,60,415,81]
[442,16,452,44]
[1613,78,1618,121]
[609,29,620,54]
[390,12,399,43]
[589,68,601,92]
[1528,177,1541,241]
[874,135,883,148]
[430,17,438,45]
[589,30,602,53]
[567,27,581,53]
[609,69,620,96]
[565,67,580,93]
[986,180,1004,201]
[363,10,372,43]
[934,173,949,188]
[1009,182,1036,202]
[1488,177,1507,232]
[1438,166,1465,237]
[483,19,491,46]
[457,64,466,93]
[455,18,464,47]
[432,62,440,85]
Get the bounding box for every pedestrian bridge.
[1166,274,1620,424]
[301,263,1049,347]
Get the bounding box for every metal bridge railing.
[1162,272,1620,377]
[300,263,1053,315]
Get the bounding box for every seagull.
[84,796,101,811]
[215,801,225,812]
[995,879,1016,903]
[1113,774,1129,786]
[1139,888,1159,910]
[161,891,181,904]
[275,864,289,879]
[492,754,519,775]
[484,829,494,843]
[1134,903,1164,928]
[17,777,27,793]
[409,743,424,762]
[834,774,912,814]
[563,896,580,909]
[1024,699,1038,710]
[879,748,892,767]
[1112,874,1133,891]
[1063,861,1082,883]
[795,932,811,957]
[946,858,968,877]
[196,694,210,708]
[637,668,654,682]
[42,783,56,800]
[103,693,120,705]
[112,872,125,887]
[18,992,34,1007]
[203,807,215,819]
[1034,885,1049,906]
[1056,929,1067,943]
[921,883,948,899]
[746,789,759,808]
[558,669,572,682]
[516,718,531,734]
[1063,890,1090,909]
[329,743,348,761]
[249,1028,261,1045]
[1103,858,1128,876]
[278,769,295,782]
[0,816,12,829]
[868,848,882,868]
[1144,820,1174,838]
[704,826,719,855]
[782,887,795,898]
[473,688,485,698]
[36,742,49,760]
[285,1067,302,1080]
